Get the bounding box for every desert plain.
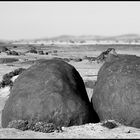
[0,43,140,138]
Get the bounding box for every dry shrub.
[0,68,26,88]
[101,120,118,129]
[8,119,63,133]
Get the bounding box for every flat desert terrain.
[0,43,140,138]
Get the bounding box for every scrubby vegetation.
[83,56,96,61]
[53,50,58,53]
[72,57,82,62]
[26,46,37,54]
[6,50,19,56]
[27,47,47,55]
[8,119,63,133]
[38,50,44,55]
[0,68,26,88]
[29,49,37,54]
[53,57,83,62]
[0,79,13,88]
[13,46,17,48]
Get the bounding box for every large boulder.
[92,54,140,128]
[2,58,98,128]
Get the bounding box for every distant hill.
[33,34,140,42]
[6,34,140,43]
[41,35,111,41]
[103,34,140,41]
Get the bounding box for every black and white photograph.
[0,1,140,138]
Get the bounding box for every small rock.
[101,120,118,129]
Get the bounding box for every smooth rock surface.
[2,58,98,128]
[92,54,140,128]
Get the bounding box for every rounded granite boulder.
[2,58,98,128]
[92,54,140,128]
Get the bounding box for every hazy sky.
[0,1,140,40]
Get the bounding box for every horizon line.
[1,33,140,41]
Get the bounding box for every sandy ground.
[1,122,140,139]
[0,48,140,138]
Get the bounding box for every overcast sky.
[0,1,140,40]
